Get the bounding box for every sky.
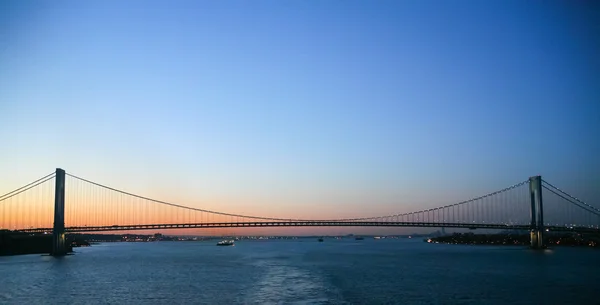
[1,1,599,234]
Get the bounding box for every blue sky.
[1,1,598,219]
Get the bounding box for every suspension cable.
[542,185,600,217]
[542,179,599,213]
[66,172,529,223]
[66,173,309,222]
[0,173,56,202]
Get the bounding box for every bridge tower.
[529,175,544,249]
[51,168,67,256]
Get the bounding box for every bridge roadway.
[16,221,600,234]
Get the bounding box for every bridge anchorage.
[1,168,598,255]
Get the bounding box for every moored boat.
[217,240,235,246]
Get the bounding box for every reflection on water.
[0,239,598,304]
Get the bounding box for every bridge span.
[2,168,599,255]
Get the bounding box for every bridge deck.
[16,222,599,234]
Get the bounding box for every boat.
[318,238,324,242]
[355,237,364,240]
[217,240,235,246]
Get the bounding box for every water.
[1,239,598,304]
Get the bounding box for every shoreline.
[427,233,599,248]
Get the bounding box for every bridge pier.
[51,168,67,256]
[529,176,545,249]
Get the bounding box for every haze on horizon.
[1,1,598,234]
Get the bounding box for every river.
[0,238,598,304]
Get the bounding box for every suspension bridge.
[1,168,599,255]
